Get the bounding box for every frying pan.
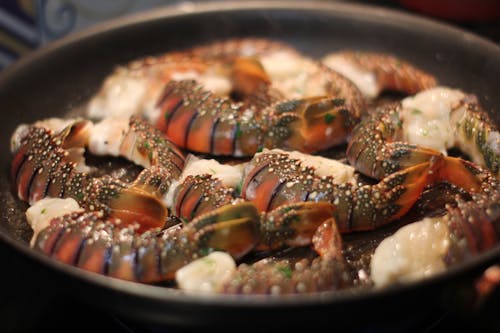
[0,1,499,331]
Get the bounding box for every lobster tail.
[447,192,500,264]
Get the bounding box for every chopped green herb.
[40,208,46,214]
[75,192,84,200]
[421,129,429,136]
[256,146,264,153]
[324,113,336,124]
[234,178,244,195]
[143,141,151,149]
[202,257,216,266]
[164,112,170,120]
[199,247,211,257]
[411,108,423,115]
[154,137,165,144]
[235,122,242,139]
[209,168,216,174]
[277,264,292,279]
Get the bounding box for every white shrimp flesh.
[370,216,450,287]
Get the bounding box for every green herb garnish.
[324,113,336,124]
[202,257,216,266]
[199,247,211,257]
[277,264,292,279]
[234,178,244,196]
[235,122,242,139]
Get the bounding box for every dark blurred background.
[0,0,498,70]
[0,1,498,333]
[362,0,500,42]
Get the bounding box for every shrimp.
[242,147,498,232]
[25,197,82,247]
[220,209,349,294]
[11,115,185,231]
[321,50,437,99]
[33,202,260,282]
[155,64,363,156]
[241,149,439,233]
[371,190,500,287]
[174,200,350,295]
[33,198,342,286]
[161,154,245,221]
[86,38,369,157]
[86,38,300,122]
[136,39,364,156]
[346,87,500,179]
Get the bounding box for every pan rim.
[0,0,499,310]
[1,0,500,82]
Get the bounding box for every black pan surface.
[0,1,499,331]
